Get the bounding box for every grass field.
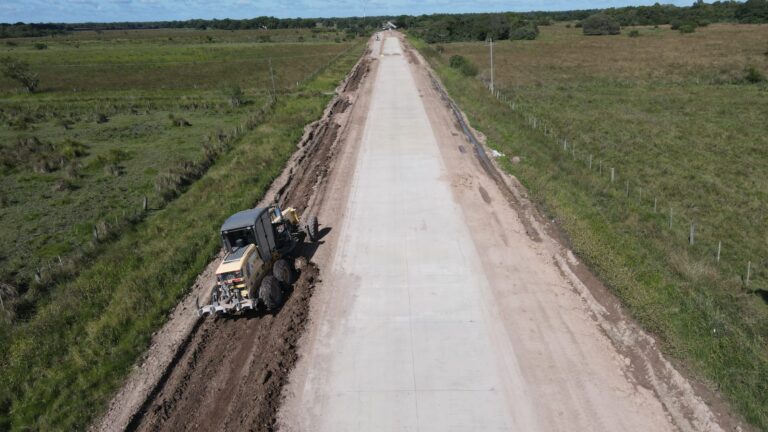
[0,28,357,317]
[0,28,362,429]
[412,23,768,429]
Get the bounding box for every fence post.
[142,196,148,212]
[689,222,695,245]
[611,168,615,183]
[589,154,593,169]
[625,181,629,197]
[654,197,657,213]
[746,261,752,287]
[669,207,673,229]
[716,241,722,264]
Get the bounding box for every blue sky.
[1,0,694,24]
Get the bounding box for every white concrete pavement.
[291,36,531,432]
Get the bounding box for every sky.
[1,0,695,24]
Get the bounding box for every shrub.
[449,55,478,77]
[575,22,583,28]
[566,24,572,28]
[511,25,539,41]
[628,30,640,37]
[0,57,39,92]
[744,65,766,83]
[5,41,18,47]
[168,114,191,127]
[224,84,245,107]
[95,113,109,123]
[33,43,47,50]
[679,23,697,33]
[582,14,621,35]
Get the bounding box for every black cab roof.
[220,208,268,232]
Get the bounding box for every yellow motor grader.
[196,205,319,316]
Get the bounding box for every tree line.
[1,0,767,40]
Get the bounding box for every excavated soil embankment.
[117,57,370,432]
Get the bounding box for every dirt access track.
[96,33,747,432]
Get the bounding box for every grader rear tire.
[273,258,295,284]
[259,275,284,311]
[306,215,319,242]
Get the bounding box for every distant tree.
[0,57,39,92]
[735,0,768,23]
[582,13,621,35]
[510,25,539,40]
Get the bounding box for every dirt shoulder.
[399,34,746,432]
[90,44,372,432]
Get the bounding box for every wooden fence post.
[746,261,752,287]
[716,241,721,264]
[669,207,673,229]
[689,222,695,245]
[611,168,615,183]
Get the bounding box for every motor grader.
[196,205,319,316]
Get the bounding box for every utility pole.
[268,58,277,102]
[489,37,494,93]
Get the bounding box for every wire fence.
[8,41,366,303]
[481,80,764,292]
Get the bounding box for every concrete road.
[279,34,725,432]
[299,36,523,431]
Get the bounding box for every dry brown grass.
[447,23,768,86]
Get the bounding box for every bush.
[0,57,39,92]
[744,65,766,83]
[575,22,583,28]
[511,25,539,41]
[628,29,640,37]
[33,43,47,50]
[679,23,697,33]
[448,55,478,77]
[582,13,621,35]
[224,84,245,107]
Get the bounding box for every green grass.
[0,30,358,313]
[1,29,355,92]
[410,23,768,429]
[0,38,363,430]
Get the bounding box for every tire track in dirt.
[98,51,373,432]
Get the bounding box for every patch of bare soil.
[130,264,319,432]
